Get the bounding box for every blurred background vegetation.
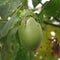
[0,0,60,60]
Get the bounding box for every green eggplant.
[18,17,43,50]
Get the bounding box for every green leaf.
[20,0,28,9]
[15,47,27,60]
[0,0,20,18]
[32,0,41,7]
[0,13,20,39]
[0,3,9,18]
[41,0,60,17]
[0,21,7,30]
[0,0,9,6]
[1,27,19,60]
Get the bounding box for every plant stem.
[27,51,35,60]
[44,21,60,27]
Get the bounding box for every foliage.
[0,0,60,60]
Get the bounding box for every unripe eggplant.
[18,17,42,50]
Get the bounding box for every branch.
[54,17,60,22]
[43,21,60,28]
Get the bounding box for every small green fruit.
[18,17,42,50]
